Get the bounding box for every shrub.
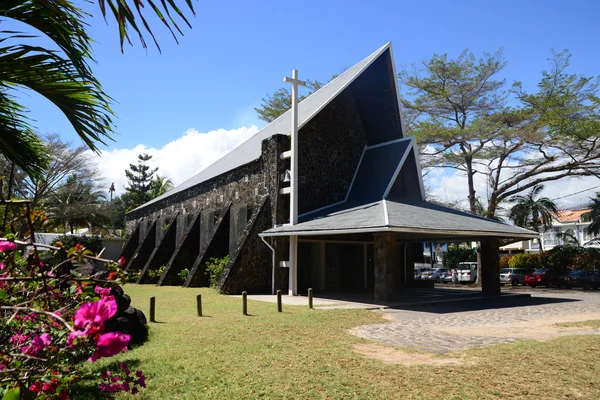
[51,234,103,255]
[499,255,511,269]
[508,253,538,270]
[205,255,230,288]
[572,248,600,270]
[178,268,190,283]
[0,239,146,398]
[147,265,166,282]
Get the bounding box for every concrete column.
[288,235,298,296]
[373,233,399,303]
[480,238,501,295]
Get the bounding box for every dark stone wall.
[219,198,272,294]
[229,204,248,255]
[125,219,158,272]
[184,207,231,287]
[125,159,265,235]
[159,212,202,286]
[297,89,368,214]
[119,224,140,266]
[139,214,178,284]
[126,134,290,234]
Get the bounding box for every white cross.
[283,69,305,226]
[283,69,305,296]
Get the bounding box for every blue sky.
[11,0,600,205]
[19,0,600,148]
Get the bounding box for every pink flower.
[95,286,112,298]
[0,263,5,270]
[88,332,130,362]
[0,240,16,252]
[21,333,51,356]
[10,333,26,347]
[67,331,82,348]
[74,297,117,336]
[118,257,126,267]
[39,333,52,346]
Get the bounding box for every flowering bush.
[0,238,146,399]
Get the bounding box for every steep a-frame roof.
[131,43,393,213]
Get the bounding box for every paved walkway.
[231,294,381,309]
[351,288,600,353]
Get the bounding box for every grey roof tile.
[262,199,536,239]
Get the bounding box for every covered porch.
[261,200,537,303]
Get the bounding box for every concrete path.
[351,288,600,353]
[231,294,381,309]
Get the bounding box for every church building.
[123,43,535,302]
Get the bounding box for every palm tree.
[151,175,174,199]
[583,192,600,237]
[45,174,107,233]
[508,184,558,250]
[0,1,194,178]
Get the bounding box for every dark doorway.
[325,243,369,293]
[298,242,312,295]
[297,241,374,297]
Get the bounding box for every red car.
[525,269,570,288]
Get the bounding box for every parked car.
[525,268,570,288]
[553,270,600,290]
[421,268,448,283]
[414,268,431,280]
[500,268,532,286]
[440,270,454,283]
[457,262,478,283]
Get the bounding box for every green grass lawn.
[80,285,600,399]
[556,319,600,329]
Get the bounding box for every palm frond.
[99,0,195,52]
[0,89,47,178]
[0,42,114,153]
[1,0,94,78]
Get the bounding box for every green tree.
[508,184,557,250]
[442,245,477,270]
[400,50,600,218]
[151,175,174,198]
[0,0,195,177]
[583,193,600,237]
[254,78,333,123]
[125,153,158,209]
[45,174,107,233]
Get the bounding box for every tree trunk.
[475,243,482,286]
[465,157,477,214]
[486,194,499,219]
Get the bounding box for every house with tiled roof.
[539,208,594,250]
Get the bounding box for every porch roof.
[260,200,537,240]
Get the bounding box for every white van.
[457,262,477,283]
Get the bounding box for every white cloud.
[88,126,260,195]
[427,167,600,212]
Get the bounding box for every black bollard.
[196,294,202,317]
[277,290,282,312]
[308,288,313,309]
[150,296,156,322]
[242,291,247,316]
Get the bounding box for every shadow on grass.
[70,359,142,399]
